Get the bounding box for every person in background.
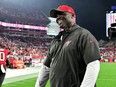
[35,5,101,87]
[0,45,10,87]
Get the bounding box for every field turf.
[2,63,116,87]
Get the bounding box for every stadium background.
[0,0,115,87]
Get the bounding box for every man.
[0,45,9,87]
[35,5,100,87]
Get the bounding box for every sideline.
[3,66,42,84]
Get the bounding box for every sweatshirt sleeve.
[35,64,50,87]
[80,60,100,87]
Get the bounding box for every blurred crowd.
[0,25,53,68]
[0,3,51,68]
[0,5,50,26]
[99,40,116,62]
[0,31,52,60]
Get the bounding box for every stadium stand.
[99,40,116,62]
[0,2,52,68]
[0,4,50,26]
[0,25,53,68]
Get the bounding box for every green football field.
[2,63,116,87]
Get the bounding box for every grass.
[2,63,116,87]
[97,63,116,87]
[2,78,36,87]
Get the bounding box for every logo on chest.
[63,40,71,47]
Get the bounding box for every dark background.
[0,0,116,40]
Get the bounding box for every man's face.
[56,12,73,29]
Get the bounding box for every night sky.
[1,0,116,40]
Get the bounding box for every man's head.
[50,5,76,29]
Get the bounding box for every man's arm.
[80,60,100,87]
[35,64,50,87]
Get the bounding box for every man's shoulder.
[74,25,90,35]
[77,26,91,35]
[74,25,86,31]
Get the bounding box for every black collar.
[55,24,80,40]
[63,24,80,34]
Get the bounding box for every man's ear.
[72,14,76,23]
[71,14,74,18]
[72,14,74,17]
